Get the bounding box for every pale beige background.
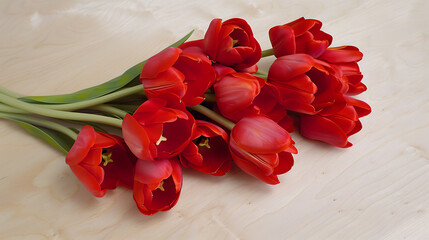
[1,0,428,239]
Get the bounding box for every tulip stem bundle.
[0,93,123,128]
[0,17,371,216]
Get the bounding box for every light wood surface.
[1,0,428,239]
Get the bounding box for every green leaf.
[12,120,75,154]
[20,30,195,104]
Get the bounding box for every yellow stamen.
[198,137,211,149]
[156,135,167,145]
[156,181,165,191]
[102,152,113,166]
[232,39,239,46]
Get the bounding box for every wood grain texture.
[0,0,428,239]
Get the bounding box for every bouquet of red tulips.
[0,17,370,215]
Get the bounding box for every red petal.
[204,18,222,59]
[269,25,296,57]
[300,114,350,148]
[66,125,96,166]
[134,159,173,185]
[319,46,363,63]
[140,47,182,79]
[273,151,294,175]
[141,67,186,99]
[122,114,154,161]
[70,165,106,197]
[268,54,315,81]
[215,73,262,116]
[344,96,371,117]
[232,115,292,154]
[230,147,280,185]
[93,132,116,149]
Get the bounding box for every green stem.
[0,93,123,128]
[91,105,128,118]
[0,112,78,140]
[203,93,216,103]
[0,103,27,114]
[0,86,24,99]
[190,105,235,131]
[261,49,274,58]
[34,85,144,111]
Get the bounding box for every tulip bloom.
[269,17,332,58]
[180,120,231,176]
[66,125,136,197]
[140,47,215,106]
[214,68,265,121]
[122,95,196,161]
[133,158,182,215]
[204,18,261,70]
[268,54,345,115]
[229,115,297,184]
[299,96,371,147]
[319,46,366,95]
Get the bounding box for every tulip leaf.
[11,119,75,154]
[20,30,195,104]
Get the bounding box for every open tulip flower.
[122,95,196,161]
[180,120,231,176]
[133,158,182,215]
[299,96,371,147]
[140,47,216,106]
[269,17,333,58]
[0,16,370,216]
[66,125,136,197]
[204,18,262,71]
[268,54,345,115]
[318,46,366,95]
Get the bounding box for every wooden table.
[1,0,428,239]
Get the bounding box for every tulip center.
[232,39,239,47]
[197,137,211,149]
[156,181,165,191]
[156,135,167,145]
[102,151,113,166]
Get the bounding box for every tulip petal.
[134,159,173,185]
[122,114,154,161]
[300,114,350,148]
[320,46,363,63]
[204,18,222,59]
[140,47,182,79]
[232,115,292,154]
[70,165,106,197]
[269,25,296,57]
[268,54,314,81]
[66,125,96,166]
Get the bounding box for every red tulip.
[269,17,332,58]
[299,96,371,147]
[133,158,182,215]
[180,120,231,176]
[66,125,136,197]
[140,47,215,106]
[252,83,295,132]
[204,18,261,70]
[319,46,366,95]
[122,95,196,161]
[213,65,265,121]
[229,115,297,184]
[268,54,345,115]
